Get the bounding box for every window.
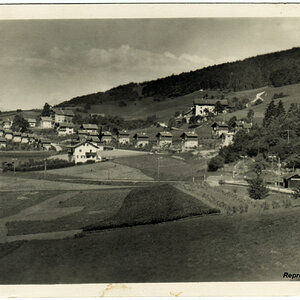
[79,149,82,152]
[77,155,79,158]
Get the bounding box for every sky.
[1,18,300,110]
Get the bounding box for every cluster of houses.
[0,128,52,150]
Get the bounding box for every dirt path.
[0,191,82,243]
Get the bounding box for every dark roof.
[41,139,51,144]
[58,123,74,128]
[211,121,229,128]
[101,131,112,137]
[54,108,74,116]
[117,130,130,136]
[0,137,6,142]
[4,130,13,134]
[134,133,149,139]
[81,124,98,130]
[180,132,198,138]
[72,140,99,149]
[156,131,173,138]
[194,99,229,106]
[284,173,300,180]
[13,132,21,136]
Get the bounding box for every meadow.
[0,207,299,283]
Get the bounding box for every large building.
[57,123,75,136]
[80,124,99,135]
[69,140,102,164]
[53,109,74,125]
[194,99,229,117]
[40,116,54,129]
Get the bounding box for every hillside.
[57,47,300,109]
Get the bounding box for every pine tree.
[247,176,269,200]
[41,102,51,117]
[275,100,286,120]
[263,100,276,127]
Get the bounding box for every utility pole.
[44,159,47,178]
[157,157,162,181]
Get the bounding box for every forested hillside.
[57,47,300,107]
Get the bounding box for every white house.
[21,133,29,144]
[80,124,99,135]
[133,133,149,148]
[180,132,198,149]
[12,132,22,143]
[116,130,130,145]
[0,137,6,149]
[100,131,113,144]
[53,108,74,125]
[211,121,229,137]
[57,123,75,136]
[40,116,54,129]
[27,118,37,128]
[2,119,12,129]
[220,132,235,147]
[4,130,13,140]
[69,140,102,164]
[40,139,52,151]
[194,99,229,117]
[156,132,173,147]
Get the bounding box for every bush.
[292,187,300,199]
[208,155,224,171]
[247,176,269,199]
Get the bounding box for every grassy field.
[7,188,131,236]
[114,154,207,181]
[35,160,153,181]
[0,207,299,283]
[83,184,216,232]
[0,151,54,165]
[0,174,127,191]
[222,83,300,124]
[0,191,61,218]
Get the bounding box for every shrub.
[208,155,224,171]
[247,176,269,199]
[292,187,300,199]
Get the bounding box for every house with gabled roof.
[39,139,52,151]
[180,132,198,149]
[156,131,173,147]
[57,123,75,136]
[40,116,54,129]
[133,133,149,148]
[12,132,22,143]
[283,173,300,189]
[2,119,12,129]
[21,133,29,144]
[69,140,102,164]
[4,130,13,140]
[0,137,6,149]
[53,108,74,124]
[80,124,99,135]
[100,131,113,144]
[211,121,229,137]
[116,130,130,145]
[27,118,37,128]
[194,99,229,117]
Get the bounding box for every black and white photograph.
[0,4,300,289]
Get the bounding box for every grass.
[7,189,131,236]
[113,154,207,181]
[0,191,61,218]
[83,184,217,232]
[222,83,300,124]
[35,161,153,181]
[0,207,299,283]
